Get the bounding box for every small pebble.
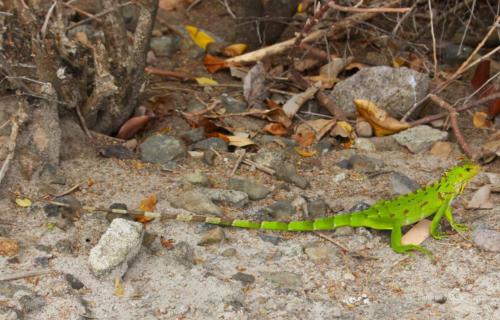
[197,227,225,246]
[65,274,85,290]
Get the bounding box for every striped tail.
[46,201,367,231]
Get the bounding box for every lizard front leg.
[430,198,450,240]
[391,222,432,256]
[444,204,469,233]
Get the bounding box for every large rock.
[170,190,223,216]
[88,218,144,277]
[330,66,430,118]
[393,125,448,153]
[140,134,186,164]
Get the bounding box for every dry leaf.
[319,57,352,79]
[159,0,187,11]
[292,130,315,147]
[472,111,492,128]
[140,195,157,212]
[401,219,431,245]
[243,62,268,109]
[282,86,318,118]
[263,123,288,136]
[294,147,317,157]
[222,43,247,57]
[227,135,255,147]
[15,198,32,208]
[185,25,215,49]
[229,66,248,79]
[114,277,125,297]
[471,60,490,92]
[160,236,176,250]
[331,121,353,138]
[116,115,153,140]
[195,77,218,86]
[392,56,407,68]
[467,185,493,209]
[354,99,410,136]
[300,119,336,140]
[294,58,319,72]
[203,54,230,73]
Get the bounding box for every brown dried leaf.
[140,195,157,212]
[263,123,288,136]
[227,135,255,147]
[354,99,410,136]
[116,115,153,140]
[472,111,492,128]
[243,62,268,108]
[282,86,318,118]
[203,54,230,73]
[471,60,490,92]
[160,236,176,250]
[331,121,353,138]
[293,119,335,147]
[222,43,247,57]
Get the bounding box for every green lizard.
[47,161,480,255]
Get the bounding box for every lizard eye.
[465,167,471,172]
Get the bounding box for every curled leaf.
[195,77,218,86]
[331,121,353,138]
[263,123,288,136]
[185,25,215,49]
[116,115,153,140]
[472,111,491,128]
[227,135,255,147]
[243,62,268,109]
[222,43,247,57]
[15,198,32,208]
[354,99,410,136]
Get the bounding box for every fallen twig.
[429,94,473,158]
[0,269,52,281]
[226,0,404,65]
[229,149,246,177]
[328,1,410,13]
[409,92,500,127]
[402,16,500,121]
[0,103,28,186]
[241,159,275,175]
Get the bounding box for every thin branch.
[0,269,52,282]
[427,0,438,76]
[429,94,473,158]
[328,1,411,13]
[64,1,133,31]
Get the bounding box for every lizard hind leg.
[391,222,432,257]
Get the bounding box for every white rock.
[393,125,448,153]
[89,218,144,277]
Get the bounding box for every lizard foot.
[431,231,447,240]
[394,244,433,257]
[451,223,468,233]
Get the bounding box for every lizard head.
[446,161,481,193]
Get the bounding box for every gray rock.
[221,248,237,257]
[55,239,73,254]
[179,128,205,144]
[334,226,355,236]
[262,200,296,219]
[473,228,500,252]
[390,172,420,195]
[261,271,303,289]
[393,125,448,153]
[184,171,211,187]
[65,274,85,290]
[275,163,310,189]
[331,66,430,117]
[355,138,376,152]
[140,135,186,164]
[34,256,49,267]
[337,155,385,173]
[304,242,341,264]
[231,272,256,285]
[228,177,271,200]
[172,241,195,268]
[150,35,179,57]
[200,188,249,208]
[307,198,328,218]
[220,93,247,113]
[19,294,46,313]
[356,121,373,137]
[191,137,228,152]
[88,218,144,277]
[98,145,136,159]
[171,190,223,216]
[349,202,372,212]
[202,149,216,165]
[198,227,225,246]
[370,136,405,151]
[259,234,282,245]
[254,148,286,168]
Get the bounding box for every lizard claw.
[431,231,447,240]
[451,223,468,233]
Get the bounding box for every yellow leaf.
[472,111,491,128]
[15,198,32,208]
[354,99,410,136]
[195,77,218,86]
[185,25,215,50]
[294,147,317,157]
[227,135,255,147]
[114,277,125,297]
[139,195,157,212]
[331,121,353,138]
[297,3,303,13]
[222,43,247,57]
[392,56,406,68]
